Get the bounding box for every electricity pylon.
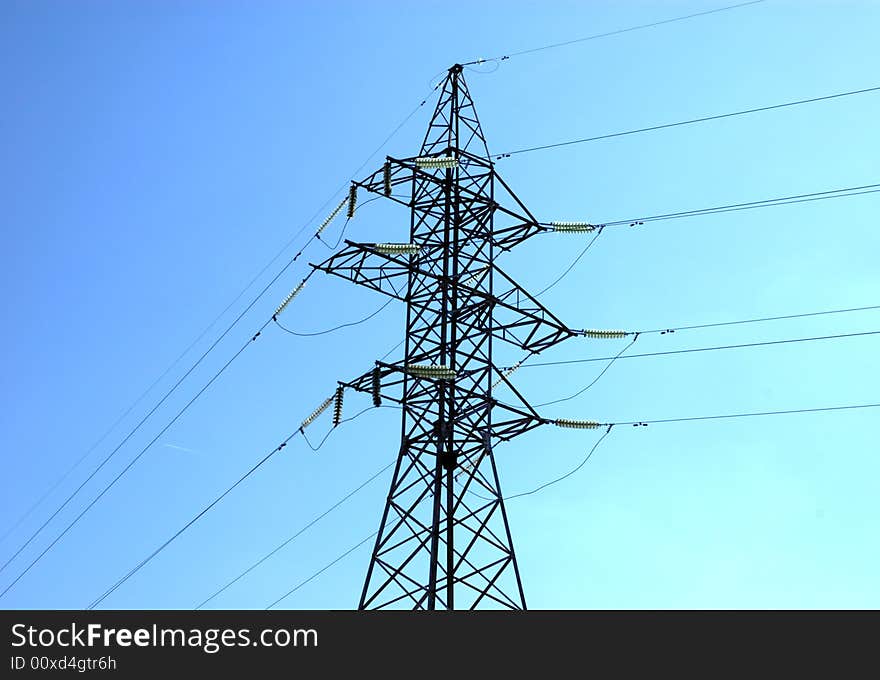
[312,64,583,609]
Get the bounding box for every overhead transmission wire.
[592,183,880,228]
[229,317,877,604]
[0,260,305,583]
[533,334,640,408]
[0,308,286,601]
[266,531,378,610]
[461,0,765,65]
[86,390,392,609]
[637,304,880,335]
[522,329,880,371]
[86,428,303,610]
[497,304,879,405]
[0,86,440,594]
[88,392,399,608]
[0,202,361,549]
[496,84,880,159]
[478,400,880,502]
[612,403,880,426]
[533,183,880,296]
[534,227,604,297]
[275,298,396,338]
[300,403,401,452]
[0,179,343,550]
[196,457,396,609]
[503,426,615,501]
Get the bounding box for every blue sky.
[1,0,878,609]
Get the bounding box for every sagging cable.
[551,221,599,233]
[274,280,307,319]
[383,162,392,196]
[555,418,603,430]
[332,386,344,427]
[301,395,334,431]
[373,243,420,255]
[415,156,458,169]
[371,367,382,407]
[346,184,358,219]
[407,364,456,380]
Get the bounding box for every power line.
[478,401,880,501]
[463,0,765,65]
[497,84,880,158]
[614,402,880,426]
[275,297,395,338]
[522,329,880,370]
[0,318,276,601]
[532,184,880,295]
[196,458,395,610]
[86,430,302,610]
[89,400,396,608]
[265,531,377,610]
[638,304,880,335]
[503,427,614,501]
[534,334,639,407]
[596,183,880,228]
[0,263,304,581]
[534,227,604,297]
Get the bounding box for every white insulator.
[551,221,597,233]
[407,364,456,380]
[301,395,333,430]
[274,280,307,317]
[373,243,420,255]
[582,329,629,339]
[555,419,602,430]
[316,197,348,236]
[414,156,458,169]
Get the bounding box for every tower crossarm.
[341,358,547,447]
[309,240,413,301]
[312,242,578,354]
[354,152,549,252]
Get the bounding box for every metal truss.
[311,64,577,610]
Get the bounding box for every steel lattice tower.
[313,65,577,609]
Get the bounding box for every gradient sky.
[1,0,878,610]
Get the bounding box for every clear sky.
[1,0,878,610]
